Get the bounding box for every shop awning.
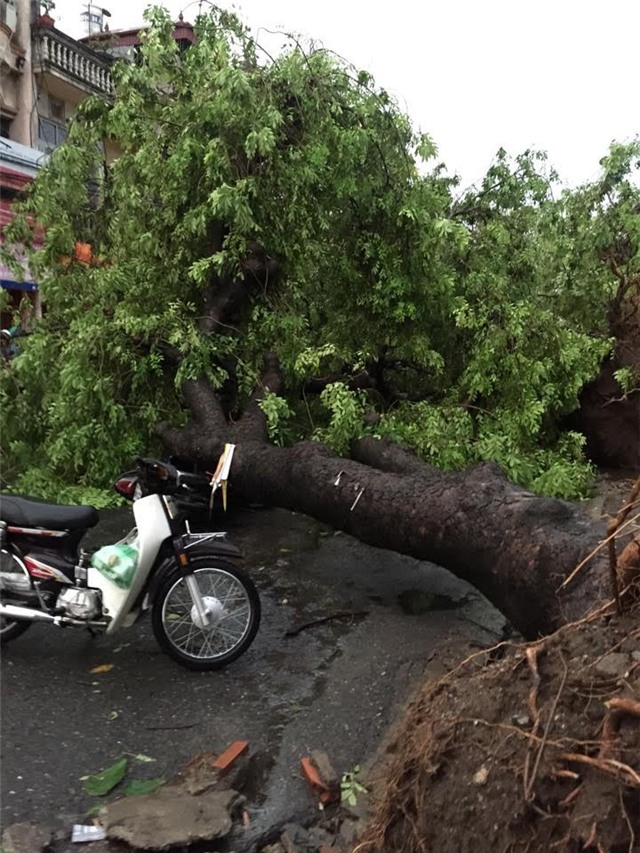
[0,259,38,292]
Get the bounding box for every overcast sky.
[51,0,639,190]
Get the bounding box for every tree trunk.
[158,387,610,638]
[155,259,615,640]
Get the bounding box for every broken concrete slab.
[176,751,219,796]
[100,786,239,850]
[1,822,54,853]
[274,821,337,853]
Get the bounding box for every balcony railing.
[33,25,114,96]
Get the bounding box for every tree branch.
[234,352,285,443]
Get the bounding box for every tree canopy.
[1,6,638,504]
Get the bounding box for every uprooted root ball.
[358,602,640,853]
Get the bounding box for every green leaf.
[121,778,166,797]
[83,757,128,797]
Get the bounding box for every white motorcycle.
[0,457,260,670]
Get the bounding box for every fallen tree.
[1,7,638,638]
[156,357,610,639]
[3,11,640,849]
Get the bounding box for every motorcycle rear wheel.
[0,550,33,645]
[151,557,260,671]
[0,615,31,645]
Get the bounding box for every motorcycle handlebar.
[132,457,210,494]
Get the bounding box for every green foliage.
[121,777,166,797]
[1,5,638,501]
[613,366,638,395]
[340,765,368,807]
[258,391,294,446]
[314,382,369,455]
[81,754,165,800]
[82,757,128,796]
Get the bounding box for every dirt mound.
[358,601,640,852]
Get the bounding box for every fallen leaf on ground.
[122,778,165,797]
[83,757,127,796]
[90,664,114,674]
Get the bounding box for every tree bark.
[158,404,609,639]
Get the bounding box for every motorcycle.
[0,457,260,670]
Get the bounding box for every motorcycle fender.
[144,536,242,607]
[87,494,171,633]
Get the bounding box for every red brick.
[211,740,249,773]
[300,756,339,805]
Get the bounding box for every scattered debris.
[129,753,156,764]
[473,765,489,785]
[71,824,107,843]
[350,487,365,511]
[212,739,249,774]
[89,664,114,674]
[82,757,128,797]
[121,777,165,797]
[285,610,369,637]
[594,651,630,677]
[101,785,239,849]
[300,757,326,804]
[300,751,340,806]
[1,822,54,853]
[177,751,218,795]
[310,750,340,803]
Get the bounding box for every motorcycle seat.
[0,495,99,531]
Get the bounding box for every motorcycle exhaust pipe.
[0,602,63,625]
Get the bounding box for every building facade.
[1,4,193,330]
[1,0,113,326]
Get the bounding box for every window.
[38,117,67,152]
[49,97,65,122]
[0,0,18,31]
[0,114,12,139]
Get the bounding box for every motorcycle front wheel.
[151,557,260,671]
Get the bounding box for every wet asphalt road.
[1,506,504,849]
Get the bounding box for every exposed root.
[357,598,640,853]
[524,651,568,802]
[559,509,640,592]
[559,752,640,787]
[607,475,640,612]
